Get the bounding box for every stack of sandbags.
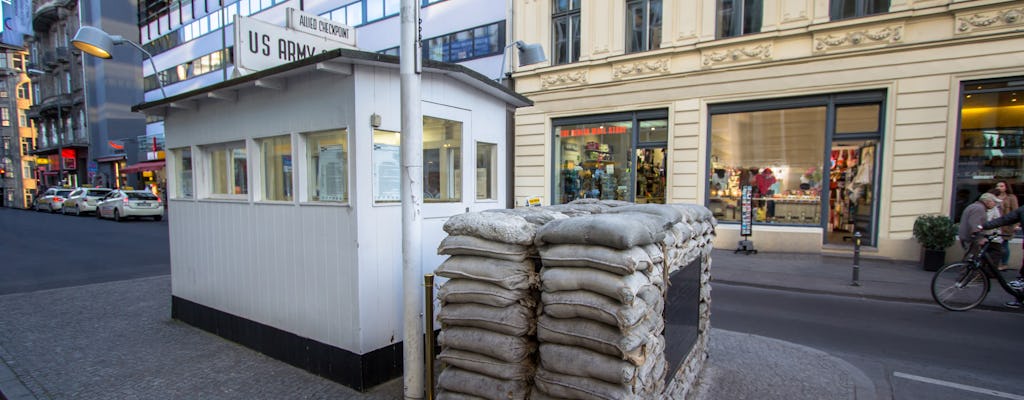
[661,204,718,274]
[434,211,548,400]
[531,207,679,399]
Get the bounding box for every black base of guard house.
[172,296,402,391]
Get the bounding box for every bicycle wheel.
[931,262,990,311]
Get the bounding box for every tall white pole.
[400,1,424,399]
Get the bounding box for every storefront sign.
[286,8,356,47]
[234,15,350,73]
[740,185,753,236]
[559,125,629,137]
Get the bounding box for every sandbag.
[438,279,535,308]
[534,367,644,400]
[539,244,653,275]
[540,267,652,305]
[438,303,535,336]
[436,389,488,400]
[438,327,536,363]
[435,256,537,290]
[604,204,683,225]
[438,235,533,262]
[536,315,662,363]
[444,212,537,246]
[541,290,649,329]
[535,213,668,249]
[539,342,653,385]
[483,208,568,226]
[438,348,535,381]
[641,243,664,264]
[545,203,609,216]
[437,367,529,400]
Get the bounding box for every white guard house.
[134,48,532,391]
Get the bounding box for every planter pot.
[921,248,946,272]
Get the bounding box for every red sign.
[61,148,76,158]
[559,125,628,137]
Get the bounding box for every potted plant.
[912,214,957,271]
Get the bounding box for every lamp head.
[72,26,123,59]
[515,41,547,66]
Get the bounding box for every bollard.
[424,274,435,400]
[851,232,861,286]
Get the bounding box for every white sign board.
[234,15,350,73]
[286,8,356,47]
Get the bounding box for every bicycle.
[931,232,1024,311]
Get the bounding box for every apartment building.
[510,0,1024,261]
[28,0,146,192]
[0,46,37,209]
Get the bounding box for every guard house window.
[552,0,580,65]
[305,128,349,203]
[373,116,463,203]
[954,78,1024,223]
[830,0,889,20]
[717,0,762,39]
[207,142,248,197]
[259,135,293,202]
[626,0,662,53]
[174,147,193,199]
[476,142,497,200]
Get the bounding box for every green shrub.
[912,214,957,250]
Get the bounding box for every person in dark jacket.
[980,201,1024,309]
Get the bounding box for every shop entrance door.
[825,139,878,246]
[635,147,666,204]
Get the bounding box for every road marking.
[894,372,1024,400]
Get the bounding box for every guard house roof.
[133,48,533,113]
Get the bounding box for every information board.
[740,185,753,237]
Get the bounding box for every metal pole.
[400,1,424,399]
[851,231,861,286]
[424,274,435,400]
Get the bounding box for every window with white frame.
[259,135,293,201]
[206,142,248,197]
[371,117,465,204]
[174,148,193,199]
[552,0,581,65]
[305,129,348,202]
[476,142,497,200]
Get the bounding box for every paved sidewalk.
[0,249,1019,400]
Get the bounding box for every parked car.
[96,190,164,221]
[61,188,113,216]
[34,188,74,213]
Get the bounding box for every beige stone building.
[509,0,1024,261]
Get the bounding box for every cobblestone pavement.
[0,276,403,400]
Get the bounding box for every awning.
[121,160,166,173]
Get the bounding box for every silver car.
[62,188,113,216]
[96,190,164,222]
[34,188,74,213]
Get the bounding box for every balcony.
[42,50,58,68]
[55,47,70,63]
[32,0,74,32]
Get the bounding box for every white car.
[34,188,74,213]
[62,188,113,216]
[96,190,164,222]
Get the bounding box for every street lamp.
[498,40,547,84]
[72,26,167,99]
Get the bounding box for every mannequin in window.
[755,168,777,221]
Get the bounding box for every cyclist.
[960,193,999,250]
[979,198,1024,309]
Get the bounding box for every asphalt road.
[712,282,1024,400]
[0,207,170,295]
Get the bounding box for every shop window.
[259,135,293,201]
[836,104,880,134]
[206,142,248,197]
[372,116,463,203]
[717,0,762,39]
[626,0,662,53]
[954,78,1024,223]
[476,142,497,200]
[305,129,349,203]
[709,107,827,225]
[174,148,193,199]
[555,120,634,203]
[830,0,889,21]
[552,0,581,65]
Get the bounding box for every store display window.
[553,110,668,204]
[708,92,884,246]
[954,78,1024,223]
